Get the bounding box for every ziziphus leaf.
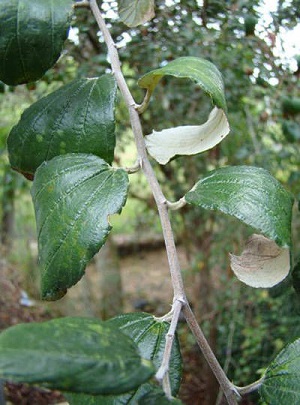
[138,57,229,164]
[185,166,294,248]
[118,0,155,27]
[8,75,117,180]
[0,317,154,395]
[65,312,182,404]
[31,153,129,300]
[260,338,300,404]
[0,0,73,85]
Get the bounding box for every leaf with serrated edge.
[138,57,229,164]
[8,75,117,179]
[230,234,290,288]
[0,0,73,85]
[185,166,294,248]
[31,153,128,300]
[0,317,154,395]
[145,107,229,164]
[118,0,155,27]
[260,338,300,404]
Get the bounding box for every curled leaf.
[230,234,290,288]
[138,57,229,165]
[145,107,229,164]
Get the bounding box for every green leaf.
[185,166,294,248]
[65,313,182,404]
[260,338,300,404]
[118,0,155,27]
[138,57,227,111]
[138,386,183,404]
[0,0,73,85]
[107,313,182,395]
[31,153,129,300]
[138,57,229,164]
[0,317,154,395]
[65,383,155,405]
[8,75,117,180]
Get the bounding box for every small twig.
[156,299,184,397]
[182,303,240,405]
[234,376,265,396]
[124,159,141,174]
[167,197,187,211]
[135,89,153,114]
[73,0,90,8]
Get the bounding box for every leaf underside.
[118,0,155,27]
[0,317,154,395]
[31,153,129,300]
[0,0,73,85]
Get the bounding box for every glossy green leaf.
[107,312,182,396]
[8,75,117,180]
[65,311,183,405]
[185,166,294,248]
[260,338,300,404]
[138,57,229,164]
[138,57,227,111]
[31,153,129,300]
[0,0,73,85]
[0,317,154,395]
[118,0,155,27]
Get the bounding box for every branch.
[89,2,238,402]
[89,0,185,301]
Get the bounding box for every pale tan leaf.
[230,234,290,288]
[145,107,229,165]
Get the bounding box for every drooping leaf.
[8,75,117,180]
[260,338,300,404]
[0,317,154,395]
[118,0,155,27]
[0,0,73,85]
[185,166,294,248]
[138,57,229,164]
[31,153,128,300]
[230,234,290,288]
[107,312,182,395]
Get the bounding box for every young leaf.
[107,312,182,395]
[0,0,73,85]
[0,317,154,395]
[118,0,155,27]
[260,338,300,404]
[8,75,117,180]
[31,153,129,300]
[138,57,229,164]
[230,234,290,288]
[185,166,294,248]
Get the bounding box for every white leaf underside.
[230,234,290,288]
[145,107,229,165]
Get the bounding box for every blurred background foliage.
[0,0,299,403]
